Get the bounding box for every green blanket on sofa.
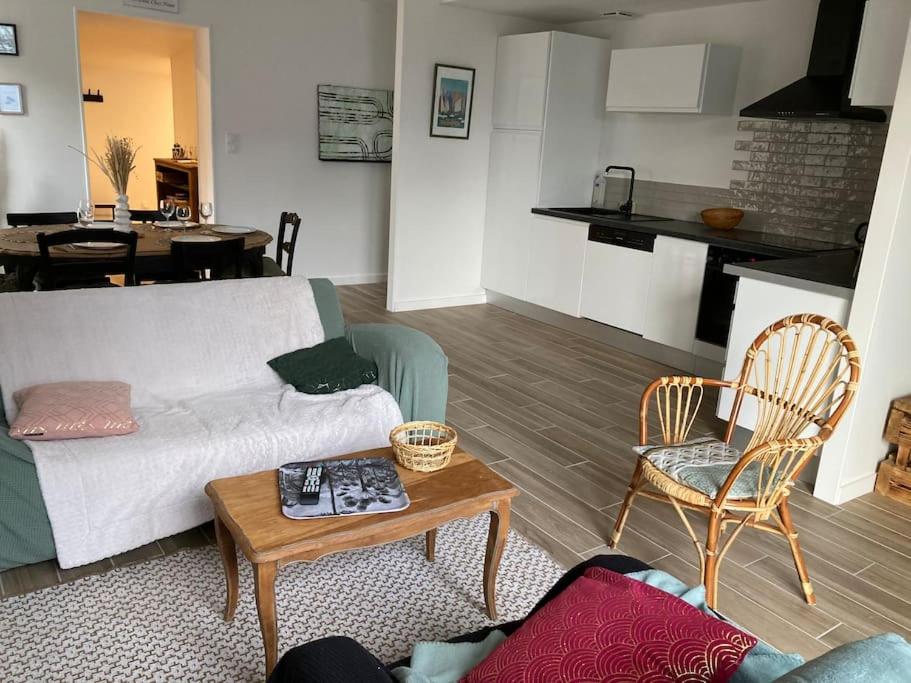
[0,278,448,571]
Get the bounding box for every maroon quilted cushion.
[464,567,757,683]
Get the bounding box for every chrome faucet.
[604,166,636,219]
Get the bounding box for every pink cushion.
[464,567,757,683]
[9,381,139,441]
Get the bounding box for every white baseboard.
[389,292,488,312]
[325,273,388,286]
[835,471,877,504]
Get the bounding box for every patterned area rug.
[0,515,564,682]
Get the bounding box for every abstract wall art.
[318,84,393,162]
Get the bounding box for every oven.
[695,246,776,347]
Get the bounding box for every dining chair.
[35,229,139,291]
[608,314,861,609]
[169,238,244,282]
[94,204,116,222]
[262,211,302,276]
[7,212,78,227]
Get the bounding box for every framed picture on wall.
[430,64,475,140]
[0,24,18,56]
[0,83,24,114]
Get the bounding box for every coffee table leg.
[426,529,437,562]
[254,561,279,678]
[214,515,239,622]
[483,500,510,620]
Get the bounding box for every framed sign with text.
[123,0,180,14]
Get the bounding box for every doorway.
[76,11,212,220]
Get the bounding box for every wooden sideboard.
[155,158,199,222]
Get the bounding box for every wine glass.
[159,199,175,226]
[199,202,213,225]
[77,200,94,227]
[176,205,192,228]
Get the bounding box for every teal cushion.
[634,437,779,499]
[268,337,378,394]
[774,633,911,682]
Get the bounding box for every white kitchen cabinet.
[850,0,911,107]
[492,32,552,130]
[480,130,541,300]
[580,241,652,334]
[605,44,740,114]
[483,31,610,303]
[642,236,709,351]
[525,215,589,317]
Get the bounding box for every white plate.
[171,235,220,243]
[211,226,254,235]
[71,221,118,229]
[154,221,200,228]
[73,241,124,249]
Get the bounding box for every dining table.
[0,222,273,291]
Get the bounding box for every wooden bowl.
[701,208,744,230]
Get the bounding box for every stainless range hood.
[740,0,887,122]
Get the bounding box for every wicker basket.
[389,421,458,472]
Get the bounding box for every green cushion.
[261,256,285,277]
[774,633,911,682]
[268,337,378,394]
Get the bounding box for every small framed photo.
[430,64,475,140]
[0,24,18,56]
[0,83,24,114]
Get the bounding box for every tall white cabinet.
[481,31,611,303]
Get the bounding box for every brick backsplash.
[599,119,887,245]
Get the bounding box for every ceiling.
[441,0,763,24]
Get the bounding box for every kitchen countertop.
[531,207,846,257]
[724,249,858,299]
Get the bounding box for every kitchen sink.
[548,207,673,222]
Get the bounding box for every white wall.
[0,0,395,283]
[816,17,911,503]
[387,0,550,311]
[80,57,174,209]
[170,42,198,159]
[563,0,820,188]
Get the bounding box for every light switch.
[225,133,239,154]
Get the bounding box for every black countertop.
[531,207,846,258]
[724,249,859,297]
[532,206,858,294]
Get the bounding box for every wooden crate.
[875,395,911,505]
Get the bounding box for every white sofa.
[0,277,441,569]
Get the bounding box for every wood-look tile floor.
[3,282,911,660]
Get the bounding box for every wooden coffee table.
[204,446,518,677]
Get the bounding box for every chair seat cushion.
[634,436,762,499]
[261,256,285,277]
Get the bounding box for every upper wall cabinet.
[492,32,552,130]
[605,44,740,114]
[850,0,911,107]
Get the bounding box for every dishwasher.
[580,225,655,335]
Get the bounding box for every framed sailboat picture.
[430,64,475,140]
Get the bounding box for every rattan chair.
[609,314,861,609]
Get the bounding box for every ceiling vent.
[600,10,638,20]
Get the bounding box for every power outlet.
[225,133,240,154]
